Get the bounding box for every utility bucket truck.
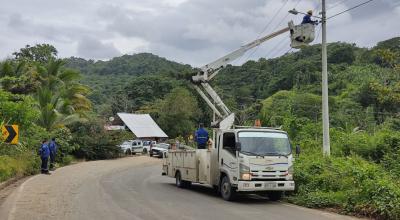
[162,21,314,201]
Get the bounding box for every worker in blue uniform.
[39,139,50,174]
[301,10,317,25]
[49,138,57,170]
[195,123,209,149]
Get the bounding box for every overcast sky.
[0,0,399,66]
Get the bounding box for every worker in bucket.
[301,10,317,25]
[195,123,209,149]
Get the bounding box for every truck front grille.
[251,170,288,179]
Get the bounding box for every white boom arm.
[192,26,291,128]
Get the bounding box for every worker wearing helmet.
[301,10,317,25]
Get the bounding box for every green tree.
[35,59,91,131]
[13,44,57,64]
[0,60,41,94]
[157,87,199,138]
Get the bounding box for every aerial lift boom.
[192,21,314,128]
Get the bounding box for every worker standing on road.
[49,138,57,170]
[301,10,317,25]
[195,123,209,149]
[39,139,50,174]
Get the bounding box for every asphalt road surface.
[0,156,361,220]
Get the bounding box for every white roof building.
[117,113,168,138]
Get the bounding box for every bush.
[289,152,400,219]
[69,119,128,160]
[0,146,40,182]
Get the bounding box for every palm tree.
[35,59,91,131]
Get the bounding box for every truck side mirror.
[295,145,301,156]
[235,142,242,151]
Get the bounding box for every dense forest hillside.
[65,37,400,126]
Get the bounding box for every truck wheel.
[267,191,282,201]
[143,148,148,154]
[220,176,236,201]
[175,172,184,188]
[126,149,131,156]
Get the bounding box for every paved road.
[0,156,360,220]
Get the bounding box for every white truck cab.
[163,127,295,201]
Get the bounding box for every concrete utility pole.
[321,0,331,156]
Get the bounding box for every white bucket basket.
[288,21,315,49]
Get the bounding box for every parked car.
[118,140,143,155]
[131,140,144,154]
[142,140,156,154]
[149,143,170,158]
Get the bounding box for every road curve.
[0,156,360,220]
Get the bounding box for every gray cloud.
[0,0,398,65]
[77,36,121,59]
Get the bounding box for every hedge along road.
[0,156,362,220]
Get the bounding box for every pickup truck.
[162,128,295,201]
[119,140,143,155]
[150,143,170,158]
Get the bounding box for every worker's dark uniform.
[195,128,209,149]
[49,140,57,169]
[301,14,316,24]
[39,143,50,174]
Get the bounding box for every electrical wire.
[240,0,290,63]
[258,0,290,38]
[327,0,351,10]
[327,0,375,20]
[261,0,303,59]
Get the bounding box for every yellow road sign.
[1,125,18,144]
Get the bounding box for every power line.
[258,0,290,38]
[327,0,375,19]
[241,0,290,62]
[263,0,302,59]
[327,0,350,10]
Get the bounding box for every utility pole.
[321,0,331,156]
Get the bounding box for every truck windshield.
[238,132,291,156]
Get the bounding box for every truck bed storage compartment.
[197,150,211,183]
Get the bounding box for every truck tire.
[220,176,236,201]
[125,149,131,156]
[175,171,184,188]
[267,191,282,201]
[143,148,148,154]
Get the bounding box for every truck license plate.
[265,183,277,188]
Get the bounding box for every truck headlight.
[240,164,251,180]
[241,173,251,180]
